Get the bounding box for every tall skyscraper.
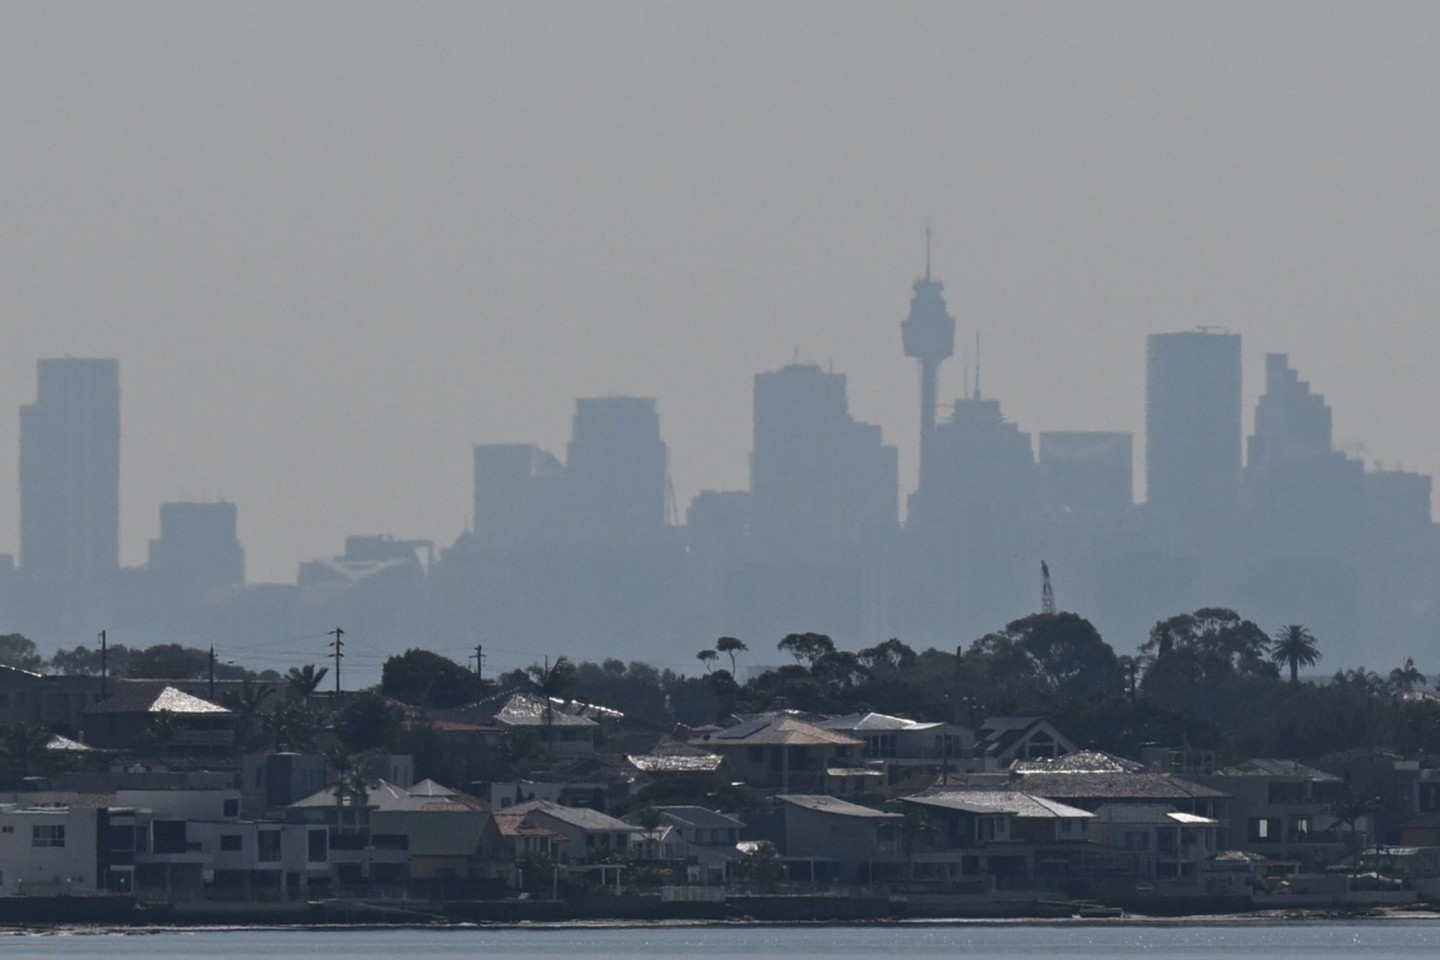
[1038,432,1133,522]
[900,234,957,482]
[148,501,246,600]
[1145,331,1242,535]
[750,363,897,555]
[473,443,565,549]
[20,358,120,590]
[903,393,1038,642]
[565,396,668,544]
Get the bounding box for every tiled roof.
[1009,771,1227,801]
[1011,750,1144,774]
[903,789,1093,819]
[704,715,861,748]
[627,752,724,773]
[84,684,231,715]
[777,795,900,819]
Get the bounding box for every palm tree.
[696,649,718,674]
[1270,624,1321,682]
[1389,657,1427,693]
[286,664,329,703]
[527,656,575,755]
[715,636,747,676]
[223,680,274,750]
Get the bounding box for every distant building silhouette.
[1038,432,1133,523]
[733,363,897,640]
[18,358,120,640]
[148,501,246,601]
[473,443,564,549]
[20,358,120,588]
[900,236,956,482]
[565,397,668,545]
[750,363,897,556]
[903,393,1038,643]
[1239,354,1363,648]
[1145,331,1242,535]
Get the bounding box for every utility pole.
[208,646,217,701]
[98,630,108,699]
[1041,560,1056,615]
[472,643,485,679]
[328,628,344,694]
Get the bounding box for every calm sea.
[3,921,1440,960]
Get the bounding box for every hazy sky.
[3,3,1439,583]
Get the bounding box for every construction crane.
[1041,561,1056,615]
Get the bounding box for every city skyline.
[4,4,1440,584]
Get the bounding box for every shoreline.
[3,906,1439,936]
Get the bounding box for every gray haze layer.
[3,4,1439,677]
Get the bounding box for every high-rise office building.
[20,358,120,589]
[1145,331,1242,535]
[565,396,668,544]
[147,501,246,600]
[473,443,565,549]
[1038,432,1133,522]
[750,363,898,555]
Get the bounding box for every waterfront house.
[694,715,862,793]
[775,794,902,882]
[896,788,1092,890]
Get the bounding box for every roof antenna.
[925,225,932,283]
[973,330,982,401]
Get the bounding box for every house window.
[31,824,65,848]
[1290,816,1311,841]
[1,825,13,834]
[223,799,240,818]
[1123,831,1150,851]
[1247,817,1282,843]
[308,829,327,863]
[258,830,281,863]
[220,834,242,852]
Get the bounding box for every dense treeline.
[486,609,1440,768]
[6,608,1440,777]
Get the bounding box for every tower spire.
[973,331,981,401]
[901,230,956,484]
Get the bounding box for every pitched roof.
[903,789,1093,819]
[1009,771,1227,801]
[1011,750,1144,774]
[627,751,724,773]
[704,715,860,747]
[1090,803,1218,826]
[1213,758,1342,782]
[654,805,746,830]
[817,712,943,733]
[290,778,488,812]
[777,795,900,819]
[451,692,599,728]
[493,812,560,839]
[84,684,231,715]
[505,799,634,832]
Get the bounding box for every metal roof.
[903,789,1093,819]
[706,716,861,748]
[777,795,900,819]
